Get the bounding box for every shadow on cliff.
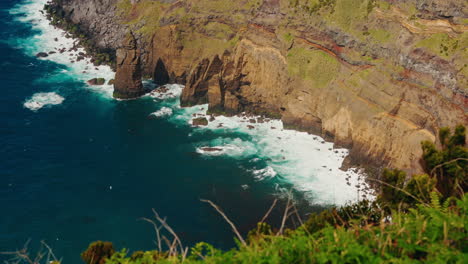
[154,58,170,85]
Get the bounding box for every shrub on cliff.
[94,125,467,263]
[81,241,115,264]
[92,194,467,264]
[421,124,467,199]
[14,127,464,264]
[377,124,467,210]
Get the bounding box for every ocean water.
[0,0,371,263]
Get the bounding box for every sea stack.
[113,33,145,99]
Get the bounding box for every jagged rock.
[50,0,468,175]
[87,78,106,85]
[107,79,115,85]
[192,117,208,126]
[113,33,145,99]
[36,52,48,58]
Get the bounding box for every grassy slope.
[114,0,467,93]
[103,195,467,263]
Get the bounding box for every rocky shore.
[44,0,468,175]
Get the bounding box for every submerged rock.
[113,33,145,99]
[36,52,48,58]
[200,147,223,152]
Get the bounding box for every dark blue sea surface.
[0,0,367,263]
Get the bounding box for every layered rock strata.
[47,0,468,174]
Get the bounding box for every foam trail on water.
[253,167,277,181]
[150,107,173,118]
[23,92,64,111]
[13,1,373,205]
[195,138,258,158]
[10,0,115,103]
[150,84,374,205]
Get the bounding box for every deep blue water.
[0,1,324,263]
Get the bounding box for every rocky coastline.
[43,0,468,176]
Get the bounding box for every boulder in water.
[87,78,106,85]
[36,52,48,58]
[192,117,208,126]
[200,147,223,152]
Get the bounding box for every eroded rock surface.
[48,0,468,174]
[113,33,145,99]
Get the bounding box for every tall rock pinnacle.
[113,33,145,99]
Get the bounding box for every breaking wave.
[149,84,374,205]
[13,0,374,205]
[24,92,64,111]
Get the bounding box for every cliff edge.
[46,0,468,174]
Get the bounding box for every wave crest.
[24,92,64,111]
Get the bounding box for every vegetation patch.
[368,28,392,43]
[287,47,340,89]
[203,22,235,40]
[288,0,336,15]
[416,33,465,58]
[117,0,165,37]
[323,0,369,31]
[188,0,261,13]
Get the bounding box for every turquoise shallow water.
[0,0,369,263]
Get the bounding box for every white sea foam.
[195,138,258,158]
[148,84,184,100]
[253,167,277,181]
[153,84,374,205]
[24,92,64,111]
[10,0,115,98]
[150,107,173,118]
[13,1,373,205]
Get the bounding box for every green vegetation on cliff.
[287,47,340,88]
[81,196,467,263]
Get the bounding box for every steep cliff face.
[48,0,468,174]
[113,33,146,99]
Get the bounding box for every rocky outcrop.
[87,78,106,85]
[48,0,468,175]
[113,33,145,99]
[192,117,209,126]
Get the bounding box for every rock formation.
[87,78,106,85]
[113,33,145,99]
[47,0,468,174]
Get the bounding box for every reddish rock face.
[52,0,468,175]
[113,33,145,99]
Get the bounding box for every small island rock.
[192,117,208,126]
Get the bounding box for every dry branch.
[260,199,278,223]
[278,192,294,236]
[200,199,247,246]
[151,209,184,255]
[140,217,163,252]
